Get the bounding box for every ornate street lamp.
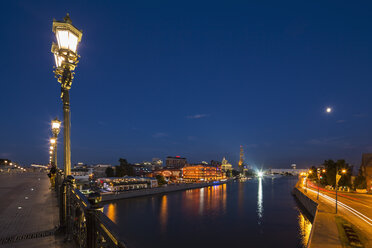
[51,118,61,168]
[51,14,82,177]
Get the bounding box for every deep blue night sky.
[1,1,372,168]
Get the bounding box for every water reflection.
[298,211,312,247]
[104,178,309,248]
[160,195,168,233]
[238,182,244,214]
[180,184,227,217]
[106,203,117,223]
[199,188,204,215]
[257,178,263,224]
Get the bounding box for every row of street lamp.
[303,167,347,214]
[48,14,82,178]
[49,118,61,167]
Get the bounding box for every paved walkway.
[297,187,342,248]
[304,186,372,248]
[0,172,70,247]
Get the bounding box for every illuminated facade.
[221,157,232,171]
[182,165,225,182]
[152,169,182,182]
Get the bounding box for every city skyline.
[1,1,372,168]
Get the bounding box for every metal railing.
[56,170,128,248]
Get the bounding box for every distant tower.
[238,145,244,172]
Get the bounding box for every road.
[305,182,372,247]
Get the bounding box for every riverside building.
[182,164,225,182]
[166,156,187,168]
[221,157,233,172]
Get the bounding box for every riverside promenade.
[295,186,342,248]
[0,172,68,247]
[295,185,372,248]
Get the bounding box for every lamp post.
[305,170,312,193]
[50,138,56,165]
[335,168,347,214]
[317,169,326,200]
[51,14,82,178]
[51,118,61,168]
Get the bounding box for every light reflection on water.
[106,203,117,223]
[160,195,168,232]
[298,211,312,247]
[103,178,312,248]
[257,178,263,225]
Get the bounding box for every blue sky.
[1,1,372,168]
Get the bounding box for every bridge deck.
[0,172,69,247]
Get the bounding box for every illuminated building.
[152,169,182,182]
[92,164,113,178]
[182,164,225,182]
[97,176,158,192]
[166,156,187,168]
[152,158,163,169]
[221,157,232,172]
[133,164,152,176]
[71,167,93,182]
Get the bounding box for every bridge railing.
[56,170,128,248]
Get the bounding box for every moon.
[326,107,332,113]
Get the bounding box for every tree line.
[105,158,135,177]
[308,159,366,189]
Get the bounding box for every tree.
[119,158,128,166]
[353,167,366,189]
[116,158,135,177]
[308,166,318,180]
[322,159,352,187]
[105,167,115,177]
[156,175,166,185]
[115,165,125,177]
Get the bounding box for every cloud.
[152,132,168,138]
[0,152,11,157]
[306,137,338,145]
[187,136,197,141]
[354,113,367,118]
[306,137,354,149]
[186,114,209,119]
[336,120,346,123]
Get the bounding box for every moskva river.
[104,177,312,248]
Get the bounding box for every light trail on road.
[304,187,372,226]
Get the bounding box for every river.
[103,176,312,248]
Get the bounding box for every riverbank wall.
[292,187,318,218]
[292,187,319,248]
[101,180,229,202]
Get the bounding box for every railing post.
[59,178,68,229]
[87,192,102,248]
[66,175,75,241]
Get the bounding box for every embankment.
[292,187,319,248]
[292,187,318,218]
